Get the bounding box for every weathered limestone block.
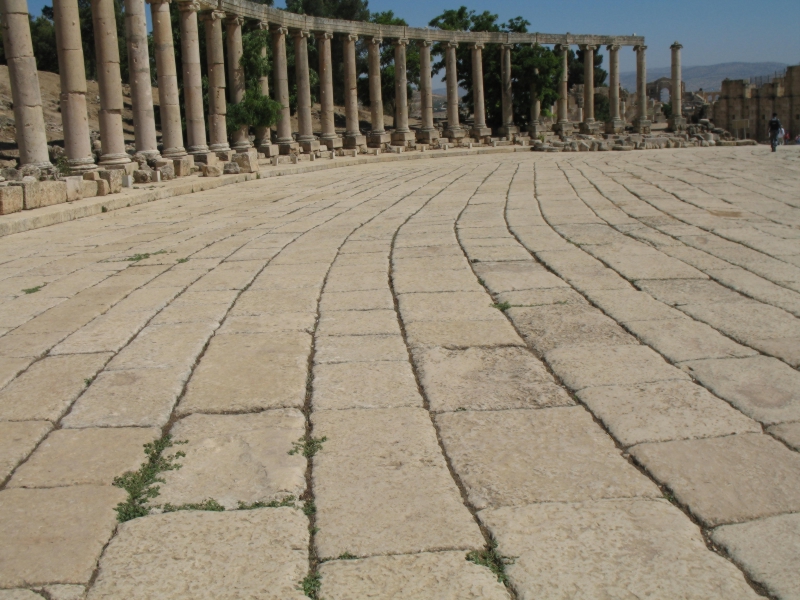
[0,186,23,214]
[64,176,83,201]
[158,164,175,181]
[172,155,194,177]
[80,179,109,198]
[223,162,240,175]
[132,169,152,184]
[202,164,222,177]
[232,150,258,173]
[98,169,122,194]
[16,180,67,209]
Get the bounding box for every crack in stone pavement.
[0,148,799,599]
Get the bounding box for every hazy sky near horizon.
[24,0,800,74]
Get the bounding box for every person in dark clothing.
[768,113,782,152]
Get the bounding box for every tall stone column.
[443,42,464,141]
[391,38,414,146]
[177,0,209,158]
[91,0,131,166]
[634,45,651,133]
[554,44,570,129]
[0,0,52,170]
[668,41,686,132]
[416,40,438,144]
[579,44,599,134]
[317,31,341,150]
[125,0,159,160]
[498,43,517,137]
[342,34,365,149]
[254,22,275,155]
[293,29,318,153]
[203,10,230,154]
[53,0,95,173]
[605,44,623,134]
[149,0,186,158]
[470,43,490,139]
[226,15,252,152]
[271,26,297,153]
[367,37,389,147]
[527,66,544,137]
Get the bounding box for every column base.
[66,157,97,175]
[161,147,188,159]
[668,116,687,132]
[299,139,321,154]
[99,153,132,167]
[605,118,625,134]
[579,120,603,135]
[192,152,218,166]
[552,122,574,136]
[104,162,137,175]
[259,143,280,158]
[134,150,161,162]
[343,134,366,150]
[416,129,439,144]
[471,127,492,139]
[391,130,416,145]
[498,125,519,137]
[526,122,547,137]
[633,119,652,134]
[319,136,343,150]
[443,127,466,141]
[188,145,210,156]
[367,132,391,147]
[278,141,300,155]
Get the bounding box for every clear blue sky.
[25,0,800,73]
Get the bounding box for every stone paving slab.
[481,499,759,600]
[319,551,510,599]
[0,420,51,481]
[769,422,800,451]
[87,509,309,600]
[312,361,421,410]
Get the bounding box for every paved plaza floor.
[1,146,799,599]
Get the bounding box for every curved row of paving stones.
[0,146,797,599]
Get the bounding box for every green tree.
[567,47,607,88]
[29,9,59,73]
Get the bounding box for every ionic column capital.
[581,44,597,52]
[225,15,244,27]
[634,44,647,52]
[468,42,484,50]
[270,25,288,36]
[367,36,382,46]
[394,38,409,47]
[606,44,621,52]
[200,10,226,23]
[175,0,201,13]
[418,39,432,48]
[670,41,683,50]
[256,21,269,30]
[502,42,514,50]
[554,43,568,53]
[316,31,333,40]
[446,41,458,49]
[291,29,311,39]
[346,33,359,42]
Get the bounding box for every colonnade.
[1,0,679,174]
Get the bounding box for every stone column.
[149,0,186,158]
[317,31,341,150]
[668,41,686,132]
[391,38,414,146]
[0,0,52,170]
[527,66,544,137]
[367,37,389,147]
[443,41,464,141]
[226,15,251,152]
[498,43,517,137]
[579,44,598,134]
[177,0,209,158]
[91,0,131,166]
[254,22,275,156]
[634,44,651,133]
[416,40,438,144]
[53,0,95,173]
[470,43,490,140]
[125,0,159,160]
[271,26,297,153]
[555,44,569,122]
[605,44,623,134]
[342,34,365,149]
[203,10,230,155]
[293,29,318,153]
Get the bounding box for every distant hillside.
[621,61,790,92]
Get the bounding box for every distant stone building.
[712,65,800,140]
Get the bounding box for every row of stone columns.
[2,0,678,172]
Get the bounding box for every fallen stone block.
[81,179,110,198]
[232,151,257,173]
[172,155,194,177]
[0,185,23,214]
[223,162,240,175]
[65,176,83,202]
[99,169,123,194]
[133,170,152,184]
[158,164,175,181]
[202,164,223,177]
[18,180,67,210]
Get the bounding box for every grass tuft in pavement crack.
[466,541,515,585]
[125,249,167,262]
[299,572,322,599]
[491,301,511,312]
[238,496,296,510]
[112,435,187,522]
[162,498,225,513]
[288,435,327,458]
[22,285,44,294]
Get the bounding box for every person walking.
[768,113,782,152]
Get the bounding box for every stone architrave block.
[0,186,23,215]
[99,170,122,194]
[64,176,83,202]
[172,156,194,177]
[19,180,67,210]
[202,164,223,178]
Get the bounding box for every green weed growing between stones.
[177,258,189,263]
[337,552,357,560]
[125,250,167,262]
[112,435,186,522]
[491,302,511,312]
[238,496,296,510]
[303,499,316,516]
[289,435,327,458]
[299,572,322,599]
[22,285,44,294]
[466,541,514,584]
[162,498,225,513]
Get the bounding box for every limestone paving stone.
[87,509,308,600]
[40,585,85,600]
[314,334,407,364]
[578,380,761,447]
[319,551,511,600]
[630,433,800,526]
[319,289,394,312]
[392,245,464,260]
[392,268,484,294]
[8,427,159,489]
[438,407,658,510]
[0,421,51,481]
[472,261,570,292]
[496,287,587,307]
[178,332,310,415]
[404,319,524,349]
[480,499,759,600]
[218,312,316,334]
[325,269,389,292]
[507,304,637,354]
[158,410,306,509]
[0,590,44,600]
[0,486,126,587]
[768,422,800,450]
[680,300,800,348]
[106,321,217,373]
[585,288,687,322]
[0,356,34,388]
[415,346,573,412]
[398,292,505,323]
[189,260,264,291]
[711,513,800,600]
[62,367,188,428]
[545,344,689,391]
[628,317,757,362]
[589,243,709,280]
[317,309,400,337]
[312,407,483,559]
[462,244,535,262]
[313,361,421,410]
[50,309,158,355]
[0,353,112,422]
[682,356,800,424]
[230,288,319,316]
